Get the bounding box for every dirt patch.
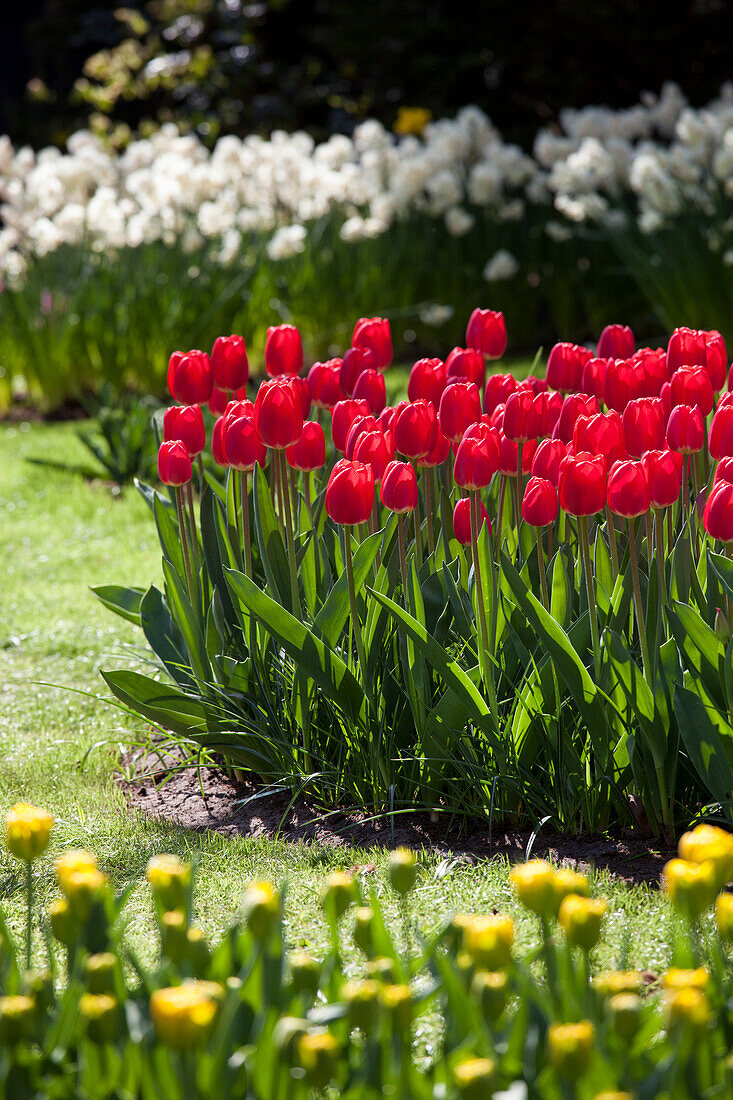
[120,746,675,886]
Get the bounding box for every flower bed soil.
[120,746,674,886]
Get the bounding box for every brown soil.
[120,746,675,886]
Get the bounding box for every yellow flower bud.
[666,987,712,1036]
[0,995,36,1044]
[242,881,279,940]
[48,897,78,946]
[393,106,432,137]
[662,967,709,992]
[55,850,98,894]
[715,892,733,940]
[296,1031,339,1089]
[558,895,607,951]
[321,873,354,920]
[678,824,733,889]
[593,1094,634,1100]
[592,970,644,997]
[380,983,412,1031]
[150,981,221,1048]
[547,1021,595,1080]
[342,979,380,1030]
[289,951,321,996]
[607,993,642,1043]
[146,854,191,911]
[453,1056,498,1098]
[84,953,119,995]
[388,848,418,896]
[4,804,54,861]
[365,956,396,983]
[352,906,374,956]
[63,868,108,921]
[551,869,590,916]
[79,993,121,1043]
[509,860,556,916]
[462,914,514,970]
[663,858,716,919]
[470,969,508,1022]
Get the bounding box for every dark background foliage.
[1,0,732,148]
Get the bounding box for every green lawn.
[0,420,713,976]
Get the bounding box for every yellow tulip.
[150,981,221,1048]
[509,860,557,916]
[547,1020,595,1079]
[4,804,54,861]
[558,895,607,950]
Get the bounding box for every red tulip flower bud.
[670,366,714,416]
[604,358,636,413]
[353,367,387,414]
[547,342,592,394]
[439,381,482,443]
[158,440,192,486]
[340,346,376,397]
[212,417,228,467]
[498,434,537,476]
[666,404,704,454]
[331,399,371,453]
[703,480,733,542]
[607,459,650,518]
[634,347,668,397]
[503,388,543,442]
[394,399,438,459]
[709,404,733,459]
[408,358,446,407]
[572,409,626,463]
[668,326,707,372]
[224,415,266,471]
[558,452,607,516]
[264,324,303,377]
[522,476,559,526]
[728,363,733,391]
[163,404,206,457]
[580,357,609,402]
[345,415,378,459]
[352,317,392,370]
[417,429,451,468]
[445,346,485,387]
[211,334,249,391]
[622,397,666,458]
[208,386,229,416]
[466,308,507,359]
[454,432,499,490]
[167,349,213,405]
[286,421,326,472]
[452,497,492,545]
[254,378,303,449]
[554,393,599,444]
[704,331,727,391]
[641,448,683,509]
[714,456,733,485]
[353,428,395,481]
[222,398,255,426]
[308,359,343,409]
[531,438,567,487]
[597,323,635,360]
[484,372,516,414]
[381,460,418,513]
[325,458,375,525]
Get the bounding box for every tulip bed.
[97,309,733,837]
[1,804,733,1098]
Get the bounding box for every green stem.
[604,503,619,580]
[654,508,665,614]
[398,514,408,597]
[424,467,435,555]
[578,516,601,682]
[495,475,507,554]
[25,860,32,971]
[175,487,196,604]
[279,451,301,617]
[344,529,368,685]
[185,481,201,574]
[627,516,651,684]
[471,490,498,724]
[536,527,550,611]
[240,470,252,577]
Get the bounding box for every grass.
[0,418,716,980]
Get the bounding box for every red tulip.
[212,417,228,466]
[290,375,311,419]
[728,363,733,391]
[286,421,326,472]
[604,357,638,413]
[325,458,375,525]
[522,476,559,526]
[264,324,303,377]
[484,372,516,414]
[597,323,635,360]
[703,480,733,542]
[581,357,609,402]
[163,404,205,457]
[353,367,387,414]
[352,316,392,370]
[308,359,343,409]
[714,456,733,486]
[439,381,482,442]
[518,375,548,396]
[633,347,668,398]
[453,497,491,545]
[353,429,395,480]
[345,415,378,459]
[254,378,303,449]
[340,346,375,397]
[445,346,485,387]
[416,429,451,468]
[670,366,714,416]
[209,383,247,416]
[454,433,499,490]
[554,393,599,444]
[381,460,418,513]
[167,349,213,405]
[573,409,626,464]
[224,416,266,471]
[704,331,727,391]
[607,459,650,518]
[394,400,438,459]
[503,389,543,443]
[622,397,666,458]
[531,438,567,487]
[222,398,255,428]
[408,358,446,408]
[211,334,248,391]
[547,342,592,394]
[544,391,564,435]
[331,399,371,453]
[466,308,507,359]
[668,328,727,391]
[709,404,733,459]
[666,404,704,454]
[558,452,607,516]
[498,434,537,476]
[640,449,683,509]
[158,440,192,486]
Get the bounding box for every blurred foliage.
[2,0,733,147]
